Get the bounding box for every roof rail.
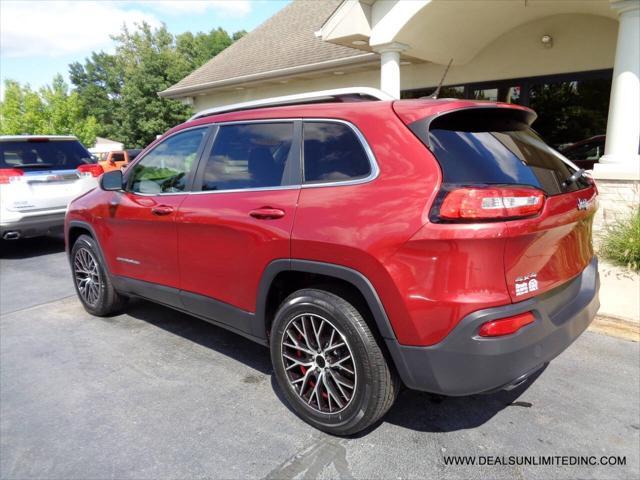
[189,87,393,120]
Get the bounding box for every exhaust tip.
[2,231,21,240]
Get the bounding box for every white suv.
[0,135,102,240]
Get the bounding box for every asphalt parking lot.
[1,236,639,480]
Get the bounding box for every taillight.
[478,312,535,337]
[77,164,104,177]
[0,168,24,184]
[438,186,545,221]
[585,175,598,194]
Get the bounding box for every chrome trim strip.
[211,118,301,126]
[116,256,140,265]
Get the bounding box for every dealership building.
[161,0,640,229]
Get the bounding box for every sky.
[0,0,290,98]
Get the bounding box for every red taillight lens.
[479,312,535,337]
[77,163,104,177]
[439,186,545,221]
[0,168,25,184]
[585,175,598,194]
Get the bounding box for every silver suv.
[0,135,102,240]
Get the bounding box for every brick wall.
[593,179,640,243]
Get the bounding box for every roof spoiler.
[189,87,394,120]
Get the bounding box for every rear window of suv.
[411,108,591,195]
[0,139,94,170]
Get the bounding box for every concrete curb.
[590,315,640,342]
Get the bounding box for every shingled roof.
[160,0,373,98]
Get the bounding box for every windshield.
[0,140,94,170]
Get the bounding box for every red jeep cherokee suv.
[65,89,599,435]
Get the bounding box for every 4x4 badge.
[577,198,589,210]
[515,272,538,296]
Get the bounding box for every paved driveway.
[1,237,639,479]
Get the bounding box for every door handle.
[249,207,286,220]
[151,205,174,216]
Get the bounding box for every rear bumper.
[0,211,66,239]
[386,257,600,395]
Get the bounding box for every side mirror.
[100,169,124,191]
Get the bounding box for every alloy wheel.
[74,247,102,307]
[281,313,357,414]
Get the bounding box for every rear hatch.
[0,138,99,213]
[395,103,597,302]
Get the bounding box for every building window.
[528,76,611,148]
[401,69,612,149]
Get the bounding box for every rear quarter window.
[303,122,371,183]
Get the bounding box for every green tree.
[0,80,45,134]
[111,23,192,147]
[69,51,123,139]
[69,23,245,147]
[0,76,99,146]
[176,27,242,68]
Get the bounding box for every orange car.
[98,149,142,172]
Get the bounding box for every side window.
[128,128,206,194]
[303,122,371,183]
[201,123,293,191]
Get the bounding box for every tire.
[270,288,399,436]
[71,234,126,316]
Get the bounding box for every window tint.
[303,122,371,183]
[410,109,590,196]
[201,123,293,191]
[0,140,93,170]
[129,128,206,194]
[428,127,590,195]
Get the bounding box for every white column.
[373,42,408,99]
[594,0,640,180]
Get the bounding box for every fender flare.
[67,221,110,274]
[255,259,397,341]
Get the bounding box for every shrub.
[600,208,640,270]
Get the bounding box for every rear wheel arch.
[258,260,397,344]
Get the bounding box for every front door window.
[128,128,207,194]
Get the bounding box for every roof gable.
[160,0,368,97]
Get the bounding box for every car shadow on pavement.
[124,299,273,375]
[0,234,65,259]
[269,368,543,437]
[124,298,543,435]
[378,369,544,434]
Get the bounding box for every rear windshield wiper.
[562,168,586,188]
